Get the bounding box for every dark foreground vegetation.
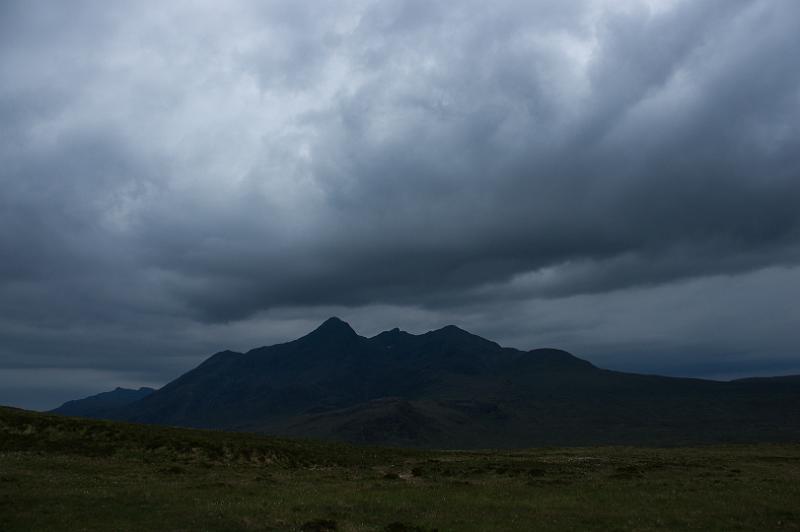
[2,407,800,531]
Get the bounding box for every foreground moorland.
[1,406,800,531]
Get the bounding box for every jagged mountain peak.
[371,326,409,338]
[369,326,415,348]
[427,324,482,338]
[303,317,359,341]
[423,324,501,349]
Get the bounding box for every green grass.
[1,406,800,531]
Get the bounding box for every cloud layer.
[2,0,799,408]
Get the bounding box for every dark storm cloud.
[2,0,800,408]
[140,0,800,321]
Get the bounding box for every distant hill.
[54,318,800,448]
[51,387,154,418]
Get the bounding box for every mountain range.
[51,317,800,448]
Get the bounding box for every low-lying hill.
[51,387,154,419]
[2,406,800,531]
[53,317,800,448]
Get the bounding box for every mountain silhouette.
[52,387,154,418]
[53,318,800,448]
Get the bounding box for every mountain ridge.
[51,318,800,448]
[51,386,155,418]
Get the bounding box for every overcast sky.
[2,0,800,410]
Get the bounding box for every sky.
[1,0,800,410]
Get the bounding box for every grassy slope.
[1,406,800,531]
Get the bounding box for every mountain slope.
[51,387,154,418]
[74,317,800,448]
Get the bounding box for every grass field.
[2,406,800,531]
